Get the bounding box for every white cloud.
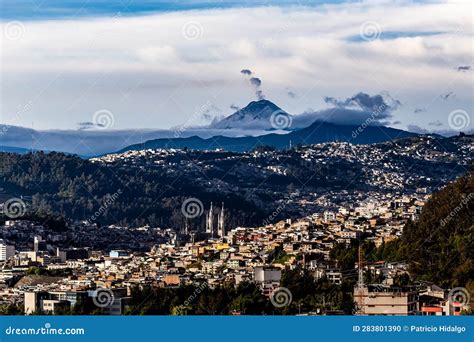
[136,45,178,64]
[0,1,472,132]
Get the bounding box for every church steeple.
[217,202,225,238]
[206,202,214,237]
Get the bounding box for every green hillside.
[379,172,473,288]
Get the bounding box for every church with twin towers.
[205,202,226,239]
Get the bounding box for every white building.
[0,240,15,261]
[254,266,281,296]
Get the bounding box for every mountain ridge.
[119,120,419,153]
[1,135,470,228]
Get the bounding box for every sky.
[0,0,472,134]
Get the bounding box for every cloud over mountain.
[1,2,471,132]
[292,92,400,128]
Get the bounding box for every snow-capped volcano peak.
[210,100,293,130]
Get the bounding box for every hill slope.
[1,136,470,229]
[380,172,473,288]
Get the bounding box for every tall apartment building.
[0,239,15,261]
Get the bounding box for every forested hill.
[0,152,265,228]
[380,172,473,288]
[0,136,471,230]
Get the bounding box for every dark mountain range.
[0,146,35,154]
[210,99,292,130]
[0,99,464,156]
[1,135,470,229]
[120,120,419,153]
